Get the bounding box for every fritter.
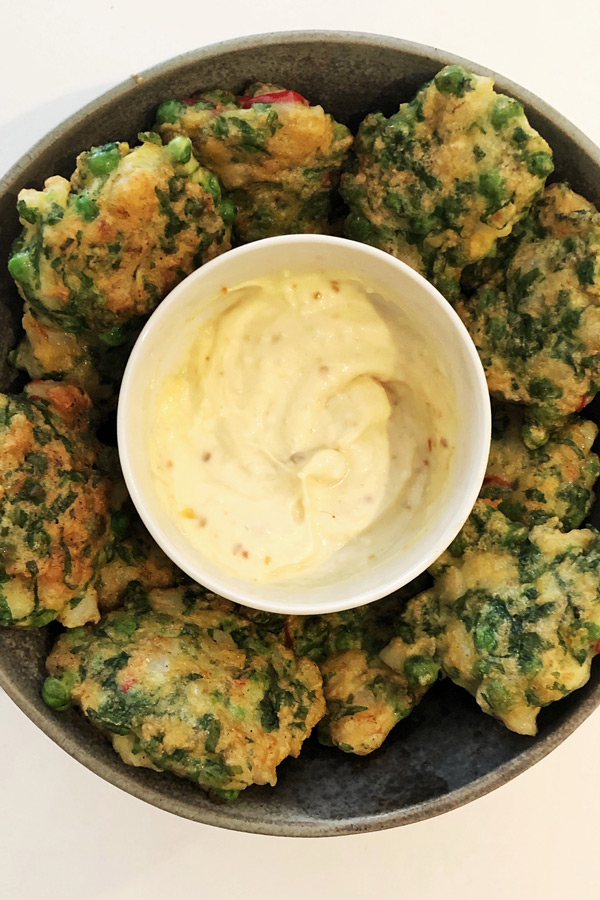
[0,381,111,628]
[286,598,401,664]
[287,589,437,755]
[8,133,232,375]
[456,184,600,439]
[316,649,432,756]
[11,308,134,408]
[12,307,94,384]
[155,83,353,243]
[341,65,552,300]
[237,606,288,641]
[378,590,441,696]
[44,586,325,798]
[95,506,182,613]
[405,501,600,734]
[481,403,599,529]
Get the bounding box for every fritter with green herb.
[0,381,111,628]
[378,590,441,704]
[481,403,599,529]
[399,501,600,735]
[44,586,325,797]
[341,65,552,300]
[316,649,435,756]
[287,590,437,755]
[8,135,232,394]
[456,184,600,438]
[156,83,353,243]
[96,507,183,613]
[11,307,134,408]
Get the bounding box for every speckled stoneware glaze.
[1,32,600,838]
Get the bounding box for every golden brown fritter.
[287,587,437,755]
[156,83,353,242]
[378,590,441,698]
[318,649,431,756]
[481,403,599,528]
[95,513,182,614]
[0,381,111,627]
[44,585,325,798]
[456,184,600,438]
[342,65,552,300]
[11,307,134,409]
[396,501,600,735]
[8,135,233,394]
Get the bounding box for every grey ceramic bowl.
[1,31,600,838]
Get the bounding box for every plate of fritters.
[1,32,600,836]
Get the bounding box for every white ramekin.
[117,235,491,615]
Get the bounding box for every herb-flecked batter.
[8,134,233,406]
[44,585,325,798]
[456,184,600,439]
[342,65,552,300]
[0,382,111,628]
[156,82,352,243]
[383,501,600,734]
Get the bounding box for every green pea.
[219,197,236,227]
[522,422,549,450]
[8,251,36,285]
[403,655,439,689]
[490,96,523,129]
[74,195,99,222]
[86,143,120,177]
[42,675,74,711]
[167,135,192,165]
[155,99,185,125]
[527,151,554,178]
[434,65,474,97]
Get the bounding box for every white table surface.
[2,2,599,897]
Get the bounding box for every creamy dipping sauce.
[148,270,458,583]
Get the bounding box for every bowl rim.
[1,29,600,838]
[117,233,491,616]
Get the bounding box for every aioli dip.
[147,270,458,583]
